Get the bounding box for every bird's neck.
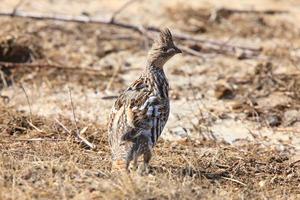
[145,65,169,99]
[146,52,168,69]
[146,64,164,73]
[147,59,166,69]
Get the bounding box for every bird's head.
[147,28,182,68]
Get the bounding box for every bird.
[107,28,182,173]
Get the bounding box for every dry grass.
[0,106,299,199]
[0,0,300,199]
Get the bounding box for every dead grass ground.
[0,0,300,199]
[0,106,299,199]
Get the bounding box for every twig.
[105,63,122,91]
[110,0,140,22]
[0,10,150,32]
[20,83,33,122]
[290,159,300,167]
[215,163,230,169]
[12,0,25,16]
[0,69,8,88]
[13,138,64,142]
[55,118,95,149]
[101,95,119,100]
[0,61,109,76]
[27,120,44,133]
[221,176,247,187]
[275,127,300,133]
[209,7,288,22]
[68,87,96,149]
[77,126,96,149]
[178,45,206,60]
[55,118,71,134]
[216,7,288,15]
[68,87,79,132]
[0,11,261,56]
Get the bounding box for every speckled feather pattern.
[107,29,181,171]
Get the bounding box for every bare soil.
[0,0,299,199]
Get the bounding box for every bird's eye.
[161,47,168,52]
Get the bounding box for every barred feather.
[107,28,181,171]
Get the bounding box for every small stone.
[283,110,300,126]
[214,84,235,100]
[266,114,281,127]
[258,180,266,187]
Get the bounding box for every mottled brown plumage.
[108,28,181,172]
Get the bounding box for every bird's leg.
[125,149,134,172]
[132,153,139,171]
[144,150,151,174]
[125,159,131,172]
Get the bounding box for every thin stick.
[0,70,8,88]
[77,130,96,149]
[110,0,140,22]
[27,120,44,133]
[101,95,119,100]
[68,87,79,132]
[13,138,64,142]
[55,118,71,134]
[105,63,122,91]
[67,87,96,149]
[178,45,206,60]
[290,159,300,167]
[55,118,95,149]
[20,83,33,122]
[214,7,288,15]
[12,0,25,15]
[221,176,247,187]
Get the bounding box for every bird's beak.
[174,46,182,54]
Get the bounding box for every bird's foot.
[137,163,150,176]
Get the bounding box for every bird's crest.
[147,28,181,68]
[155,28,174,46]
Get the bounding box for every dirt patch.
[224,62,300,126]
[166,4,299,39]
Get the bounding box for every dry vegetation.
[0,0,300,199]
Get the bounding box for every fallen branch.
[178,45,207,60]
[210,7,288,22]
[0,61,109,76]
[213,7,288,16]
[0,10,152,33]
[0,10,261,57]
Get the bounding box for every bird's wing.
[108,76,166,144]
